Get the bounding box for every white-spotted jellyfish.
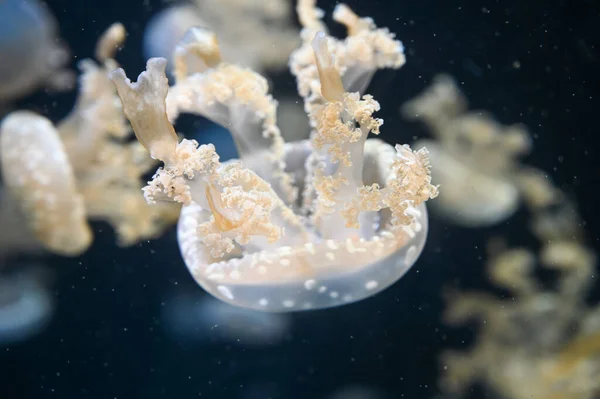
[111,3,438,312]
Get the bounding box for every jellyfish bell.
[416,139,519,227]
[0,111,92,256]
[0,267,54,345]
[143,4,207,75]
[144,0,299,75]
[177,141,430,312]
[403,77,532,227]
[0,0,73,103]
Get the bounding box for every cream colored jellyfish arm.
[0,112,92,256]
[58,23,130,168]
[167,28,297,204]
[291,2,406,215]
[309,33,438,239]
[332,4,406,93]
[111,58,307,257]
[95,22,126,63]
[291,1,405,116]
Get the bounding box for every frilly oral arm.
[291,1,406,121]
[291,2,407,218]
[310,33,438,238]
[110,58,310,257]
[166,27,297,205]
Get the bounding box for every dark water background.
[1,0,599,398]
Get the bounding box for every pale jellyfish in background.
[402,75,533,227]
[111,2,438,312]
[143,4,206,76]
[0,24,179,257]
[161,292,291,345]
[0,0,73,108]
[440,164,600,399]
[143,0,300,75]
[0,111,92,256]
[0,267,54,345]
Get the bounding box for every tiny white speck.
[304,279,316,290]
[329,291,339,299]
[343,294,353,302]
[318,286,327,293]
[259,298,269,306]
[217,285,234,300]
[365,280,378,290]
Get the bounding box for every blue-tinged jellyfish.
[143,0,299,74]
[161,292,291,345]
[0,0,73,104]
[0,267,54,345]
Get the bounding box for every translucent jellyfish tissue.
[110,2,439,312]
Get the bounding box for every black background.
[1,0,599,398]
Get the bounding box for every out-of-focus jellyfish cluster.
[404,76,600,398]
[441,234,599,398]
[110,0,438,312]
[143,0,300,74]
[0,0,73,110]
[401,75,562,227]
[0,23,180,258]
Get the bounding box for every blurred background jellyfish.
[0,0,73,110]
[402,75,534,227]
[143,0,300,75]
[0,24,179,257]
[438,123,599,399]
[0,266,54,346]
[161,291,291,346]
